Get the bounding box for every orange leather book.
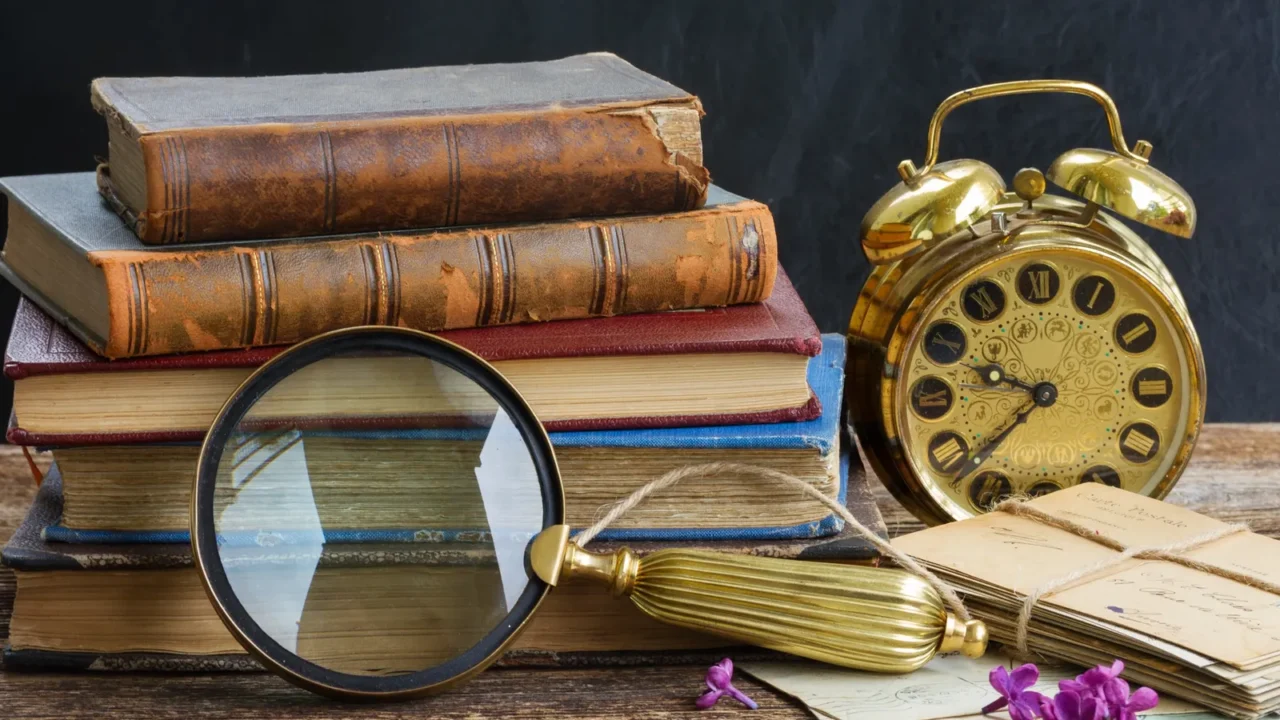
[92,53,709,245]
[0,174,774,359]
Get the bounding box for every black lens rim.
[192,327,565,700]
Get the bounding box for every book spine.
[91,202,776,359]
[115,101,709,245]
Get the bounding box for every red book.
[7,271,821,446]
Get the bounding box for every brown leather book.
[0,174,773,359]
[91,53,709,245]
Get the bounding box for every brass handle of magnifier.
[898,79,1153,182]
[530,526,987,673]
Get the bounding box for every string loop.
[574,462,973,623]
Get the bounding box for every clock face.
[895,248,1194,519]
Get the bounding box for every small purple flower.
[1102,677,1159,720]
[1040,689,1103,720]
[696,658,758,711]
[983,663,1045,720]
[1059,659,1124,703]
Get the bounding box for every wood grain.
[0,666,808,719]
[1,423,1277,718]
[873,423,1280,538]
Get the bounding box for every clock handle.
[899,80,1152,182]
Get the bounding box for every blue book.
[44,334,847,544]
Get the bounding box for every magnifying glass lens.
[198,336,557,694]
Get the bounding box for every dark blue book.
[45,334,849,544]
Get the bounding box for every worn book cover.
[2,173,771,358]
[44,335,847,543]
[93,53,710,244]
[1,456,885,671]
[6,271,820,444]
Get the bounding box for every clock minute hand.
[950,403,1037,486]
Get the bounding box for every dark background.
[0,1,1276,421]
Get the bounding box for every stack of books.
[0,54,885,670]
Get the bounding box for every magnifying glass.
[192,327,986,700]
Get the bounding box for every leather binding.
[91,53,709,245]
[1,174,773,359]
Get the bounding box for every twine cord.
[573,462,973,623]
[994,497,1263,653]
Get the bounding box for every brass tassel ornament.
[529,525,987,673]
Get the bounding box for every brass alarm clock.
[847,80,1205,526]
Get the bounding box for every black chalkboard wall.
[0,1,1275,421]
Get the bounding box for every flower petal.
[696,689,724,709]
[990,665,1012,693]
[1102,676,1130,706]
[1058,677,1081,691]
[1077,667,1107,688]
[1009,663,1040,691]
[706,665,732,689]
[1009,692,1045,720]
[1056,689,1081,716]
[1015,690,1046,708]
[1129,686,1159,711]
[1079,695,1103,720]
[1009,704,1035,720]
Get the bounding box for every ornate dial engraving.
[897,251,1191,516]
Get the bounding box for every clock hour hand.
[958,383,1025,393]
[950,402,1037,486]
[963,363,1036,392]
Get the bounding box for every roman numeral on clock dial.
[1119,422,1161,463]
[1028,481,1061,498]
[1080,465,1122,487]
[968,471,1012,510]
[922,321,967,365]
[910,376,954,420]
[1017,262,1060,304]
[962,279,1006,322]
[1073,274,1116,316]
[928,431,970,474]
[1115,312,1157,353]
[1131,366,1173,408]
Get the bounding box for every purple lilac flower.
[1059,659,1124,704]
[981,659,1160,720]
[1040,688,1104,720]
[1102,677,1159,720]
[696,658,758,711]
[983,663,1046,720]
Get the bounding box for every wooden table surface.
[1,424,1277,719]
